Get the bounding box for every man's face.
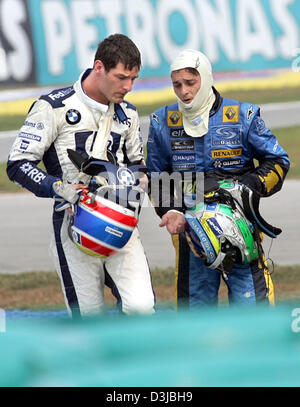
[171,68,201,104]
[95,61,139,104]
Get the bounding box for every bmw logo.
[117,167,135,186]
[66,109,81,125]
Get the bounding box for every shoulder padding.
[39,86,75,108]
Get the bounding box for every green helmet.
[185,197,259,273]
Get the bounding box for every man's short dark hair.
[94,34,141,71]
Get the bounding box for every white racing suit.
[7,69,155,317]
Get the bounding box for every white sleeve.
[8,99,57,162]
[7,99,59,198]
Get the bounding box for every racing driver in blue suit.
[146,49,290,308]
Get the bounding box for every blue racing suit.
[146,88,290,307]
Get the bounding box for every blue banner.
[0,0,36,85]
[21,0,300,85]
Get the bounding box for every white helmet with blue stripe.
[67,149,146,258]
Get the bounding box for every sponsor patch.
[254,117,267,135]
[205,203,218,211]
[19,162,46,184]
[273,140,279,152]
[105,226,123,238]
[24,121,44,130]
[211,148,242,159]
[173,163,196,171]
[24,120,36,128]
[247,106,255,120]
[187,218,216,263]
[167,111,183,127]
[206,217,223,237]
[49,88,73,101]
[171,139,195,152]
[20,140,30,150]
[191,114,203,126]
[36,122,44,130]
[172,154,195,162]
[212,125,242,147]
[18,132,41,142]
[170,128,187,138]
[151,113,159,124]
[213,159,242,169]
[223,106,239,123]
[66,109,81,125]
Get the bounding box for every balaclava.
[170,49,215,137]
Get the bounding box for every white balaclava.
[170,49,215,137]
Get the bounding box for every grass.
[1,86,300,129]
[273,126,300,178]
[0,115,26,132]
[221,87,300,105]
[0,265,299,311]
[138,87,300,116]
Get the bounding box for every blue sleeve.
[6,159,58,198]
[241,110,290,196]
[248,112,289,165]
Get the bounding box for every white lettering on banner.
[41,0,72,75]
[0,45,9,80]
[125,0,160,67]
[237,0,276,62]
[0,0,32,81]
[71,0,98,71]
[157,0,199,61]
[97,0,123,35]
[270,0,299,59]
[37,0,300,78]
[195,0,236,63]
[292,48,300,72]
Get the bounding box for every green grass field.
[1,86,300,130]
[0,265,299,310]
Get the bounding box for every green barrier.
[1,305,300,387]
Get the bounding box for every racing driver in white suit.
[7,34,155,318]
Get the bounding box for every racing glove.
[239,174,261,196]
[52,180,82,212]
